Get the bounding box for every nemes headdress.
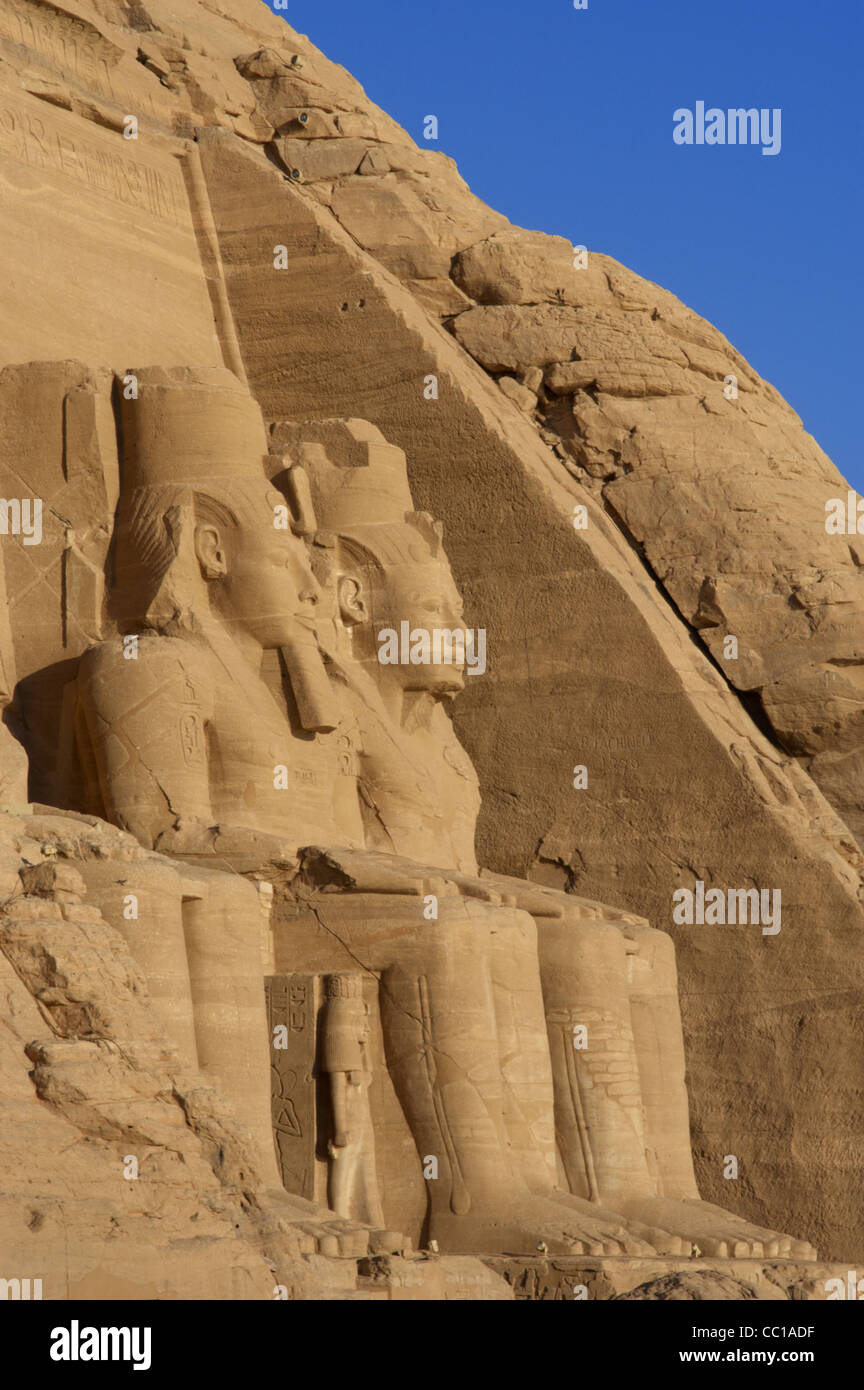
[268,417,444,563]
[114,366,275,625]
[114,367,338,732]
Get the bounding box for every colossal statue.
[71,366,813,1260]
[276,415,815,1259]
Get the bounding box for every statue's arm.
[77,638,215,849]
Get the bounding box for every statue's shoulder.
[78,634,214,716]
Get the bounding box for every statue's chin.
[420,670,466,697]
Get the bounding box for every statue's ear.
[194,522,228,581]
[337,573,367,626]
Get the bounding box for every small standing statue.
[321,973,385,1228]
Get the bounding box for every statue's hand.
[211,824,298,866]
[154,817,298,867]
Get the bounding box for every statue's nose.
[299,585,319,605]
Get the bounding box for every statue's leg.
[327,1081,386,1228]
[77,856,280,1184]
[76,855,199,1069]
[371,897,518,1226]
[179,867,281,1186]
[487,901,689,1252]
[624,924,700,1198]
[536,913,655,1203]
[616,924,816,1259]
[536,913,703,1255]
[312,891,658,1255]
[478,901,559,1191]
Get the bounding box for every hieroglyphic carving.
[0,93,186,224]
[0,0,123,99]
[266,973,320,1201]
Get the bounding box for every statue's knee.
[539,914,627,970]
[76,854,185,925]
[622,924,678,993]
[421,897,534,954]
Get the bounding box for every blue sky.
[265,0,862,486]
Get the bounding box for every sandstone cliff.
[0,0,862,1287]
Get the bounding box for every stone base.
[274,1252,851,1301]
[301,1253,515,1300]
[481,1255,850,1301]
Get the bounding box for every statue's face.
[200,486,321,647]
[371,549,467,695]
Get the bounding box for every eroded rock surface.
[0,0,861,1293]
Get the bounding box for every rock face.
[613,1271,760,1301]
[448,230,864,850]
[6,359,818,1286]
[0,809,411,1300]
[0,0,862,1298]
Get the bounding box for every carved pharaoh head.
[269,418,469,696]
[335,518,467,695]
[110,367,338,733]
[113,367,320,645]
